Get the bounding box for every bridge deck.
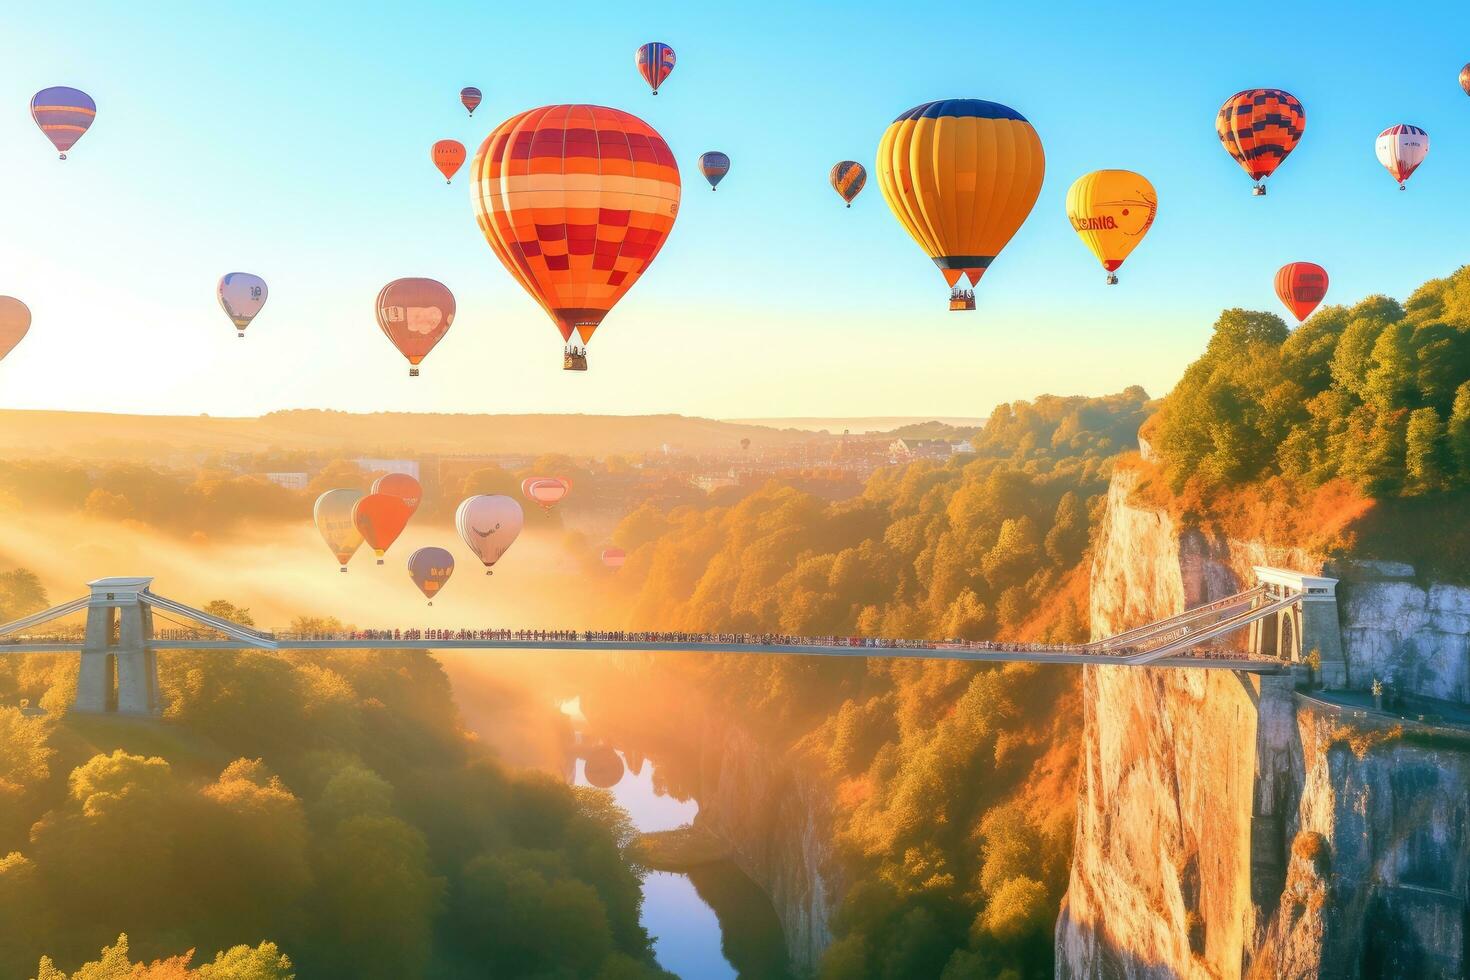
[0,637,1286,672]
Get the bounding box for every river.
[441,658,789,979]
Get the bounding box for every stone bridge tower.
[74,577,159,715]
[1249,567,1344,686]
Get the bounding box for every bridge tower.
[1249,567,1344,686]
[74,577,160,715]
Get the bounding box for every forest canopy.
[1154,265,1470,497]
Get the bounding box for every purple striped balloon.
[31,87,96,159]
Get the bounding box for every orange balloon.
[469,105,681,361]
[352,492,414,564]
[372,472,422,513]
[432,139,466,183]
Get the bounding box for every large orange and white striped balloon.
[468,105,680,366]
[1375,124,1429,190]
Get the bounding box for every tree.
[1449,381,1470,478]
[0,568,47,621]
[194,942,294,979]
[1404,407,1448,494]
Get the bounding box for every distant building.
[354,458,420,480]
[693,472,738,492]
[262,472,308,490]
[888,438,952,461]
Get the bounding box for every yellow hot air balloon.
[877,100,1045,309]
[1065,170,1157,285]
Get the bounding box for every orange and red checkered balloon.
[1216,89,1305,192]
[469,105,681,353]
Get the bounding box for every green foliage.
[1157,266,1470,496]
[11,635,663,977]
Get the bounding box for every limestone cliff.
[690,715,842,971]
[1056,468,1470,979]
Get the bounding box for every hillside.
[0,409,815,461]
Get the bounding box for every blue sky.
[0,0,1467,419]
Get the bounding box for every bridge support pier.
[74,577,160,716]
[1250,568,1345,687]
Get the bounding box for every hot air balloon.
[1461,65,1470,97]
[521,476,571,512]
[740,437,751,451]
[601,547,627,569]
[1065,170,1157,285]
[376,278,455,376]
[372,473,422,513]
[1375,125,1429,190]
[829,161,866,207]
[314,489,365,572]
[877,100,1045,309]
[461,87,482,116]
[432,139,466,183]
[217,273,268,337]
[1275,262,1329,323]
[0,298,31,366]
[636,42,676,94]
[456,495,524,574]
[1216,89,1304,195]
[353,493,414,565]
[31,87,95,159]
[407,547,454,605]
[469,105,680,371]
[699,151,730,190]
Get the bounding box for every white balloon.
[218,272,268,335]
[1374,125,1429,188]
[455,495,525,573]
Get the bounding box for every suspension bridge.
[0,568,1344,716]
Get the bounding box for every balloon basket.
[428,601,434,607]
[564,351,588,371]
[485,570,493,576]
[1252,184,1266,196]
[410,367,420,377]
[59,153,67,161]
[237,332,245,338]
[846,203,851,209]
[1106,274,1119,286]
[339,567,348,574]
[376,559,384,566]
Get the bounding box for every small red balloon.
[1275,262,1329,323]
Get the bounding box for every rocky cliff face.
[1056,469,1470,979]
[690,716,842,971]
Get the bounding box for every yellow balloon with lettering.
[1065,170,1157,284]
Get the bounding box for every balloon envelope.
[314,489,365,568]
[469,105,680,352]
[698,151,730,189]
[877,100,1045,301]
[829,161,867,206]
[218,273,268,336]
[1375,125,1429,188]
[1216,89,1304,190]
[521,477,570,510]
[1275,262,1329,323]
[1065,170,1157,282]
[353,493,414,560]
[31,86,95,158]
[376,278,455,370]
[432,139,467,183]
[372,472,422,513]
[0,298,32,364]
[407,547,454,601]
[461,87,482,115]
[456,495,524,572]
[1461,65,1470,97]
[601,547,626,569]
[636,42,676,94]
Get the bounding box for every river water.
[570,748,738,979]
